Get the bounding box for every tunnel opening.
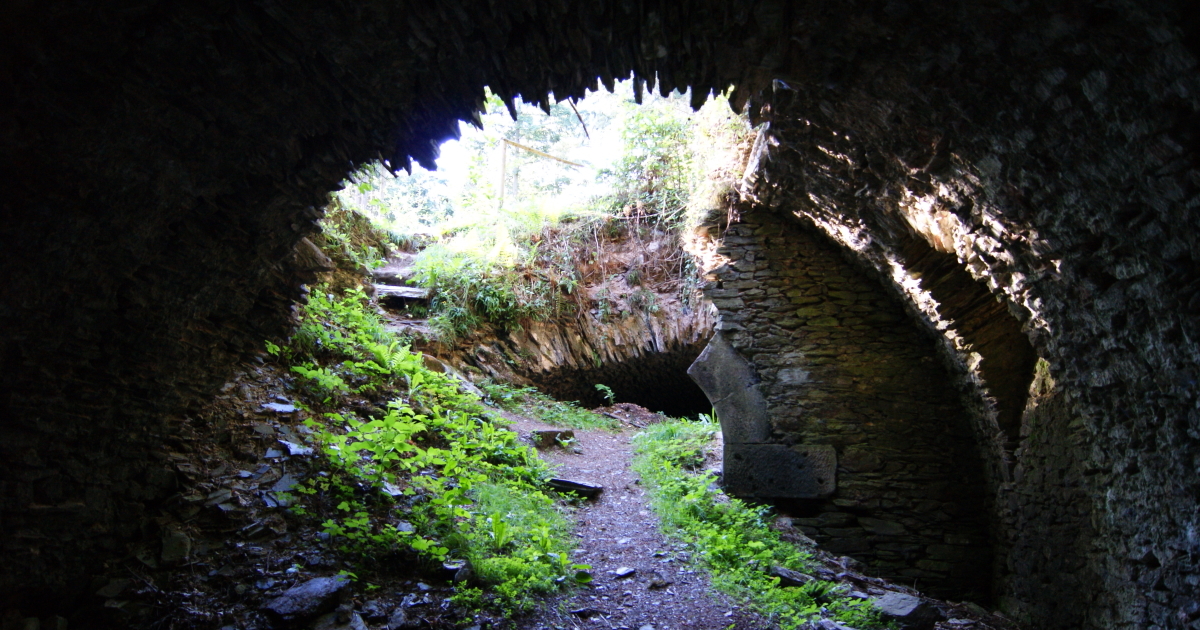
[528,332,714,418]
[353,81,740,423]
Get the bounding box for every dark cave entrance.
[529,336,714,418]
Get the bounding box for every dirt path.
[508,413,770,630]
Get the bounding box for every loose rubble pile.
[75,362,501,630]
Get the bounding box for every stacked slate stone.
[698,209,992,602]
[2,1,1199,627]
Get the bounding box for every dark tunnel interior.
[2,1,1199,628]
[531,340,714,418]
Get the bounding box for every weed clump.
[632,418,889,629]
[480,380,620,430]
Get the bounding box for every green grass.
[273,284,589,615]
[479,380,620,430]
[632,419,888,630]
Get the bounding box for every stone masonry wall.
[4,1,1198,626]
[697,209,993,602]
[449,302,714,416]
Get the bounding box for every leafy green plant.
[291,363,350,401]
[595,95,696,229]
[628,287,660,313]
[632,419,888,629]
[314,199,392,272]
[270,284,589,614]
[594,383,616,406]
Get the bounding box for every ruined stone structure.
[690,210,997,602]
[2,2,1198,628]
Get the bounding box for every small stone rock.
[360,600,387,621]
[310,611,367,630]
[263,575,350,622]
[281,440,314,456]
[386,606,417,630]
[161,526,191,564]
[441,559,472,582]
[611,567,636,579]
[272,473,300,493]
[768,565,813,587]
[873,592,921,616]
[263,402,297,413]
[531,429,575,448]
[96,578,132,598]
[872,591,942,628]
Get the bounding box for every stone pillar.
[689,332,837,498]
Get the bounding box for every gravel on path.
[509,413,772,630]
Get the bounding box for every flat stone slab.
[872,591,942,629]
[546,478,603,499]
[374,285,430,300]
[722,443,836,498]
[263,575,350,622]
[372,253,416,285]
[769,565,814,587]
[531,429,575,448]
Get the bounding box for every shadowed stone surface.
[696,210,994,600]
[723,443,836,498]
[263,575,350,622]
[687,332,771,444]
[1,1,1198,627]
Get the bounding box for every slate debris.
[263,575,351,623]
[769,565,814,587]
[310,610,368,630]
[646,572,673,589]
[547,478,603,498]
[871,591,944,629]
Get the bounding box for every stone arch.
[2,2,1198,627]
[689,209,996,602]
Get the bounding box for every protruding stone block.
[686,332,771,444]
[722,443,837,498]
